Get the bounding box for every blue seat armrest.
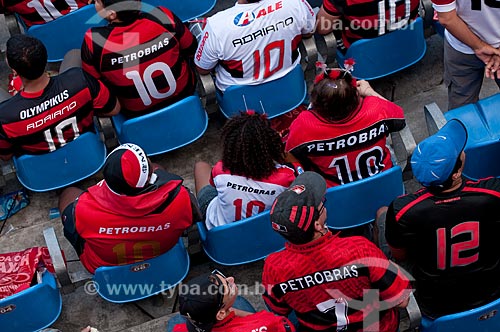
[43,227,74,294]
[424,102,447,136]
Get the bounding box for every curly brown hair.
[311,70,360,122]
[221,111,285,180]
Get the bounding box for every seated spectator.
[0,0,87,28]
[169,271,295,332]
[81,0,197,116]
[0,35,119,160]
[194,0,316,92]
[285,68,405,187]
[262,171,411,331]
[194,111,296,230]
[58,143,199,273]
[383,119,500,318]
[316,0,419,53]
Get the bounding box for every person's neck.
[442,176,463,193]
[21,74,50,94]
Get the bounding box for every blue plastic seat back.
[145,0,216,22]
[443,93,500,180]
[197,211,287,266]
[13,131,106,192]
[444,94,500,147]
[93,238,189,303]
[26,0,216,62]
[421,296,500,332]
[337,17,426,80]
[463,141,500,181]
[112,95,208,156]
[0,271,62,332]
[27,5,106,62]
[218,64,307,119]
[325,166,404,229]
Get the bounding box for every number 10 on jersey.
[253,40,285,80]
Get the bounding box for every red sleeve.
[360,241,412,307]
[261,255,293,316]
[88,77,117,115]
[322,0,340,16]
[159,6,197,58]
[81,30,101,79]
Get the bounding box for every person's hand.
[474,43,500,64]
[485,53,500,80]
[357,80,373,97]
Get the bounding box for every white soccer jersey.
[205,161,295,230]
[195,0,316,91]
[432,0,500,54]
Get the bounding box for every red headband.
[314,60,357,87]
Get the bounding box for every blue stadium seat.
[197,211,287,266]
[217,64,307,119]
[425,93,500,180]
[93,238,190,303]
[26,5,106,62]
[325,166,404,229]
[444,93,500,146]
[13,131,106,192]
[146,0,216,22]
[22,0,216,62]
[420,296,500,332]
[111,95,208,156]
[0,270,62,332]
[336,17,427,80]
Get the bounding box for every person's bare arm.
[315,6,341,35]
[437,10,500,64]
[196,65,213,75]
[357,80,386,100]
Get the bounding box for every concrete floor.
[0,1,499,331]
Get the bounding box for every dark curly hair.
[311,70,360,122]
[221,111,285,180]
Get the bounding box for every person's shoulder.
[463,177,500,196]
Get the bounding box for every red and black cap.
[103,143,150,196]
[270,172,326,244]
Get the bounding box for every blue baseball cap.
[411,119,467,187]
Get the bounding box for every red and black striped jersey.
[386,176,500,318]
[262,232,411,331]
[81,6,197,115]
[0,0,87,28]
[285,96,405,187]
[323,0,419,50]
[0,68,116,157]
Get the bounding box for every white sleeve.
[298,0,317,34]
[432,0,457,13]
[194,19,220,70]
